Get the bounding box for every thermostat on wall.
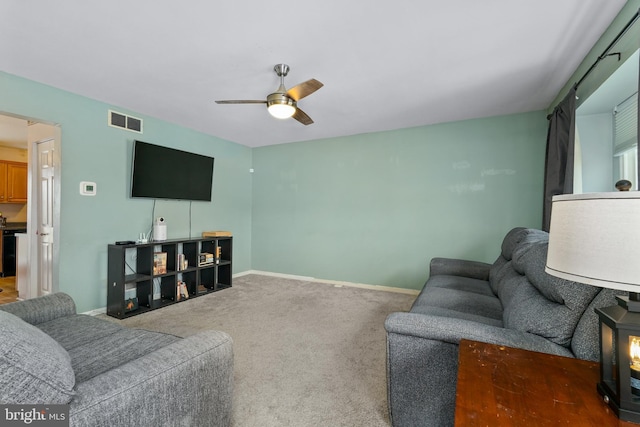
[80,181,97,196]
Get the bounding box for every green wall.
[0,72,253,312]
[0,70,548,309]
[251,111,547,290]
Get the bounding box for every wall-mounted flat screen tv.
[131,140,214,201]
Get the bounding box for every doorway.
[0,113,59,302]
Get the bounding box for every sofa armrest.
[385,312,572,427]
[0,293,76,325]
[69,330,233,427]
[385,312,572,357]
[429,258,491,281]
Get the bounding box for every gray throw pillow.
[0,310,76,404]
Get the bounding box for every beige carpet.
[106,274,415,426]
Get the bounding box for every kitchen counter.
[1,222,27,231]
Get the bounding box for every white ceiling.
[0,1,628,148]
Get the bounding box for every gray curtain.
[542,86,576,232]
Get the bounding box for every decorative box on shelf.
[125,297,139,312]
[202,231,232,237]
[198,252,214,266]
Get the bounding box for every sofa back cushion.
[0,310,76,404]
[572,288,626,361]
[500,240,600,347]
[489,227,549,295]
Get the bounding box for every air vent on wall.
[108,110,143,133]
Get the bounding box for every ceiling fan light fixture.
[267,94,296,119]
[216,64,322,125]
[268,103,296,119]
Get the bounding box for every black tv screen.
[131,140,214,201]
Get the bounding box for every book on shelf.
[177,281,189,300]
[177,254,188,271]
[153,252,167,274]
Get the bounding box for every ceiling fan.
[215,64,323,125]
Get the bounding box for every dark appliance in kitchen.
[1,225,27,277]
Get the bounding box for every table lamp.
[545,192,640,423]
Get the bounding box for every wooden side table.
[455,339,637,426]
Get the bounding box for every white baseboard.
[237,270,421,296]
[88,270,418,316]
[82,307,107,316]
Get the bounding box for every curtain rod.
[574,9,640,90]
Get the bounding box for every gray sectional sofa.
[385,227,622,427]
[0,293,233,427]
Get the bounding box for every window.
[575,49,639,192]
[613,92,638,189]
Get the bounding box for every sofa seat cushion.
[412,287,503,320]
[424,275,495,297]
[0,310,76,404]
[410,305,503,327]
[37,315,180,383]
[37,314,125,350]
[69,328,181,382]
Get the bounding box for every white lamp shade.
[545,192,640,292]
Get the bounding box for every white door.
[36,138,54,296]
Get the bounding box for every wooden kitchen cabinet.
[7,162,27,203]
[0,162,5,202]
[0,161,27,203]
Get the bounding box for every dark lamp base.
[617,294,640,313]
[598,382,640,424]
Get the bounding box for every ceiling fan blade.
[215,100,266,104]
[286,79,323,101]
[292,108,314,125]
